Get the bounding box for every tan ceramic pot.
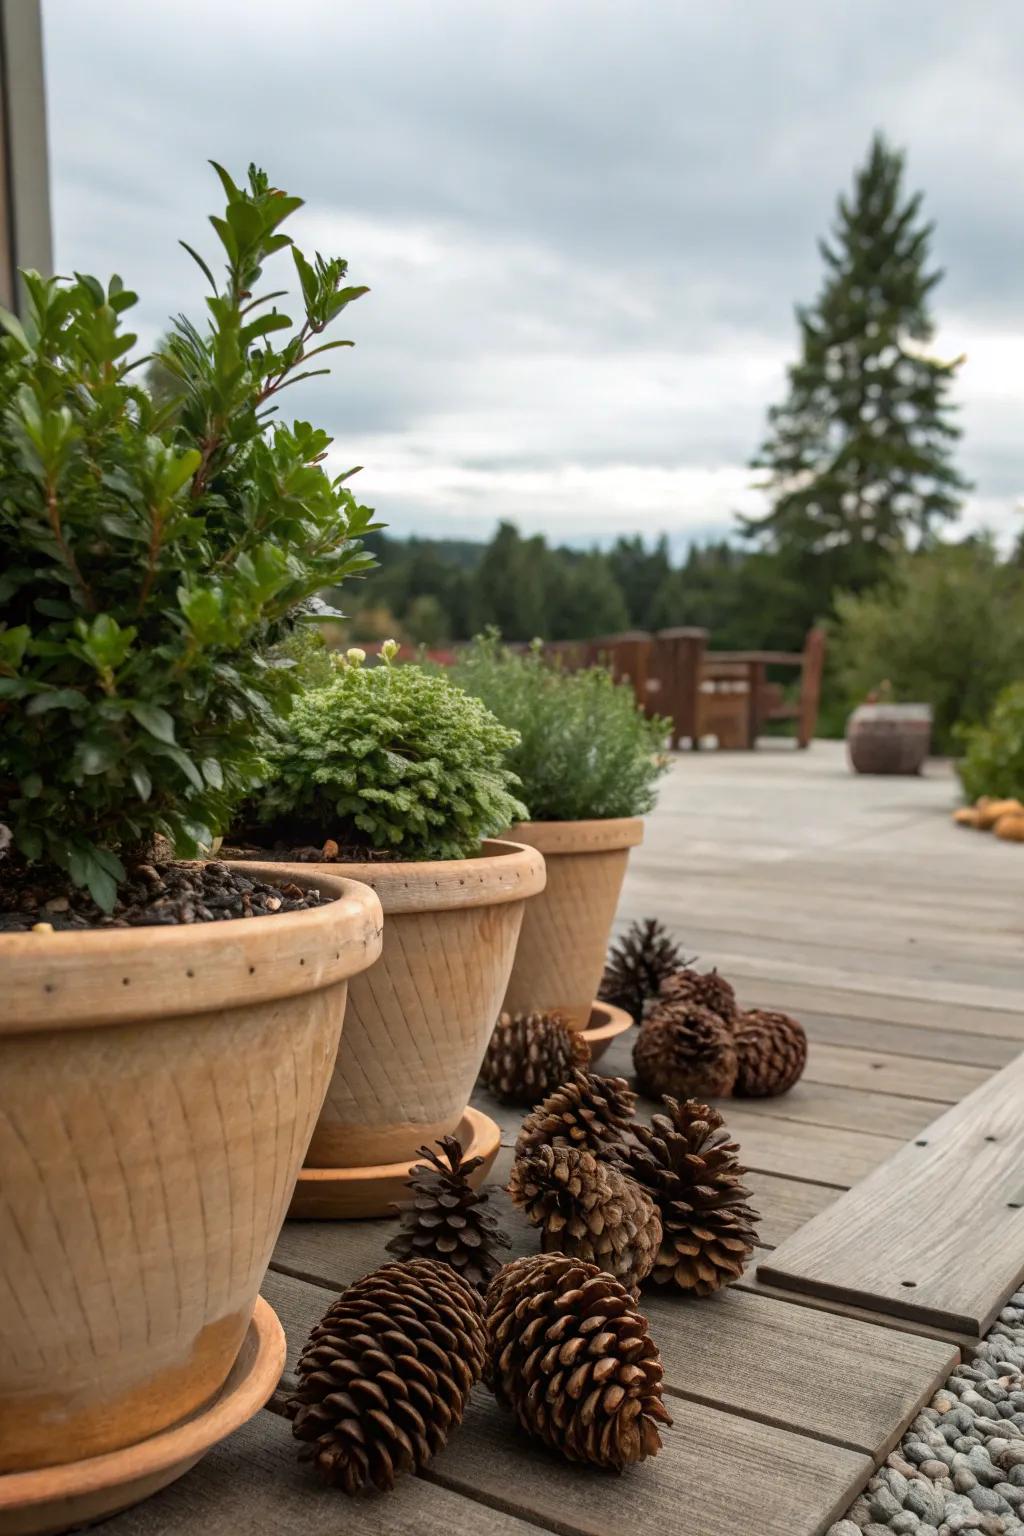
[264,839,545,1168]
[0,865,382,1477]
[501,818,643,1028]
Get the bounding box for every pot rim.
[250,837,545,916]
[506,816,644,855]
[1,864,383,1035]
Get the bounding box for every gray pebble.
[891,1515,921,1535]
[827,1523,862,1536]
[906,1485,946,1523]
[871,1486,903,1520]
[923,1460,953,1480]
[969,1485,1008,1512]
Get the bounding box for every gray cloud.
[42,0,1024,545]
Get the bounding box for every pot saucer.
[0,1297,285,1536]
[288,1105,502,1219]
[580,999,633,1062]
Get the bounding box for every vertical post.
[653,627,707,750]
[797,627,827,749]
[0,0,53,314]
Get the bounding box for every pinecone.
[633,1003,738,1100]
[599,918,690,1022]
[480,1010,591,1104]
[485,1253,671,1469]
[734,1009,807,1097]
[507,1142,662,1293]
[655,966,738,1026]
[611,1097,759,1295]
[514,1069,637,1158]
[285,1258,486,1492]
[386,1135,511,1291]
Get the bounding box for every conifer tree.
[743,133,968,622]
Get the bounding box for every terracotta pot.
[501,818,644,1028]
[0,865,382,1477]
[846,703,932,775]
[262,840,545,1168]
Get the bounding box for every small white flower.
[346,647,366,667]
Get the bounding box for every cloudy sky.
[42,0,1024,552]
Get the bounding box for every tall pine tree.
[743,133,968,624]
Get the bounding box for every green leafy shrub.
[253,642,528,860]
[829,542,1024,754]
[957,682,1024,802]
[0,162,378,908]
[449,633,669,821]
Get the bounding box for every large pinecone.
[480,1010,591,1104]
[515,1069,637,1158]
[386,1135,511,1291]
[285,1259,486,1492]
[599,918,689,1022]
[485,1253,671,1469]
[508,1142,662,1293]
[734,1009,807,1097]
[611,1098,759,1295]
[655,966,738,1026]
[633,1002,738,1100]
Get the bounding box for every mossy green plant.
[254,642,528,860]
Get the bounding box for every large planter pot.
[846,703,933,775]
[260,840,545,1189]
[0,865,381,1504]
[501,818,644,1029]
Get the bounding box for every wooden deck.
[102,742,1024,1536]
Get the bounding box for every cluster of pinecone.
[601,917,808,1100]
[286,1135,671,1492]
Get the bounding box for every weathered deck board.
[95,1409,547,1536]
[717,1081,935,1140]
[800,1010,1020,1070]
[800,1042,991,1104]
[262,1268,876,1535]
[760,1056,1024,1334]
[745,1171,838,1248]
[267,1195,956,1462]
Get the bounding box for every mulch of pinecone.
[0,859,328,932]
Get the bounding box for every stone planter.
[0,865,382,1501]
[846,703,933,775]
[258,840,545,1199]
[501,818,644,1028]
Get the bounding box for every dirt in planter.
[0,859,329,933]
[223,839,400,865]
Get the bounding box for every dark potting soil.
[0,859,329,933]
[223,839,399,865]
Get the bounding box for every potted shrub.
[0,164,384,1526]
[229,640,546,1216]
[846,681,933,774]
[955,682,1024,840]
[451,635,669,1036]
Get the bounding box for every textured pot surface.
[0,866,382,1473]
[846,703,933,776]
[265,840,545,1168]
[501,818,643,1028]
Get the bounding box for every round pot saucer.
[580,999,633,1062]
[0,1297,285,1536]
[288,1105,501,1220]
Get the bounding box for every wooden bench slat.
[759,1055,1024,1334]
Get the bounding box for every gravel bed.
[828,1290,1024,1536]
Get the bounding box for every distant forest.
[335,523,817,653]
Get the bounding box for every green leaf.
[26,688,88,715]
[130,702,176,743]
[130,764,152,802]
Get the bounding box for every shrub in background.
[252,642,528,860]
[450,633,670,821]
[829,541,1024,754]
[957,682,1024,803]
[0,162,377,908]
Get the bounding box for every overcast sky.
[42,0,1024,553]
